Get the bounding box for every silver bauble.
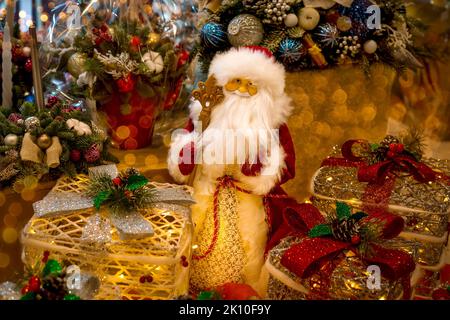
[24,116,40,132]
[227,14,264,47]
[4,134,18,146]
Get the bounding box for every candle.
[2,23,13,109]
[6,0,15,38]
[29,24,44,111]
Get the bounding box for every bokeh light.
[0,252,10,268]
[2,227,18,244]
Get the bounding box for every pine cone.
[331,219,359,243]
[380,135,400,147]
[41,274,67,300]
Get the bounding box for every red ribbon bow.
[326,139,442,185]
[280,207,415,299]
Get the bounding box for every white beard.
[196,90,286,195]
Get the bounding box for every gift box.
[265,202,416,300]
[21,165,195,300]
[311,138,450,269]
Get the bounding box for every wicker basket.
[21,174,194,300]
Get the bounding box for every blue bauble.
[200,22,229,49]
[277,38,306,65]
[338,0,373,41]
[24,93,35,103]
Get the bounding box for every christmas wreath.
[0,99,117,190]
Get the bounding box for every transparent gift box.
[21,170,194,300]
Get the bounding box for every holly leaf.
[308,224,332,238]
[336,202,351,221]
[20,292,36,300]
[370,143,380,152]
[350,211,368,222]
[93,190,111,210]
[126,174,148,191]
[42,259,63,277]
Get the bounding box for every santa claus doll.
[168,46,299,297]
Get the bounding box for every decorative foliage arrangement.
[197,0,426,73]
[352,131,425,164]
[0,99,117,189]
[19,251,84,300]
[86,167,155,215]
[308,201,375,254]
[70,20,189,107]
[0,251,99,300]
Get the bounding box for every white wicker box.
[21,174,194,300]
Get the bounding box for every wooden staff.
[29,23,44,111]
[186,76,224,186]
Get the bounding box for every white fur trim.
[209,47,286,97]
[167,130,199,184]
[237,192,269,296]
[237,145,286,195]
[208,47,292,128]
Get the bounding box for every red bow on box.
[321,139,450,220]
[280,202,416,299]
[336,139,442,185]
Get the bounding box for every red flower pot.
[98,89,159,150]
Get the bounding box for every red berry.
[387,151,395,158]
[70,149,81,162]
[100,24,109,33]
[46,96,59,107]
[28,276,41,292]
[21,284,30,295]
[124,190,133,199]
[130,36,141,47]
[177,50,189,68]
[25,58,32,72]
[181,255,187,261]
[351,235,361,245]
[146,275,153,283]
[139,276,146,283]
[182,261,189,267]
[396,143,404,153]
[112,177,122,186]
[42,250,50,263]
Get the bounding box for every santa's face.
[224,77,258,97]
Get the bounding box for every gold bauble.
[67,53,87,78]
[37,134,52,150]
[147,32,161,45]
